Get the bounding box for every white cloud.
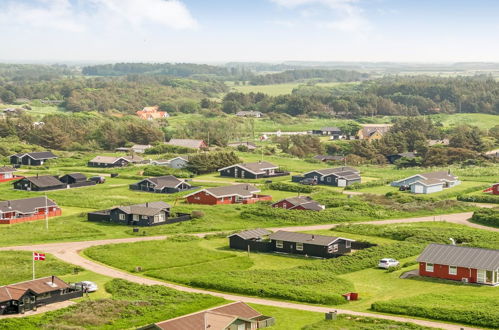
[270,0,370,33]
[0,0,197,32]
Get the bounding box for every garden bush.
[371,294,499,328]
[458,193,499,204]
[302,314,432,330]
[266,181,318,193]
[344,179,392,190]
[470,208,499,227]
[142,165,192,178]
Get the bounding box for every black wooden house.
[13,175,65,191]
[129,175,195,194]
[10,151,57,166]
[218,161,288,179]
[293,167,361,187]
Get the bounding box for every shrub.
[470,208,499,227]
[344,179,391,190]
[266,182,318,193]
[458,193,499,204]
[302,315,432,330]
[191,210,205,218]
[142,165,192,178]
[145,143,196,154]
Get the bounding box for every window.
[296,243,303,251]
[449,266,457,275]
[327,177,332,182]
[426,263,434,272]
[283,203,287,209]
[132,214,139,221]
[142,215,148,219]
[346,241,351,249]
[119,214,125,220]
[276,240,283,248]
[332,244,338,252]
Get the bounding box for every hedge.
[457,193,499,204]
[266,182,318,193]
[470,208,499,228]
[344,179,391,191]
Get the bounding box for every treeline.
[249,69,367,85]
[222,76,499,116]
[0,75,226,113]
[0,113,164,151]
[82,62,231,77]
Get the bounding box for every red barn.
[272,196,324,211]
[483,183,499,195]
[417,244,499,285]
[185,183,271,205]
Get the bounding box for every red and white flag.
[33,252,45,261]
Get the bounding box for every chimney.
[146,202,149,208]
[51,275,55,285]
[37,173,39,178]
[448,169,451,175]
[312,235,315,240]
[7,201,11,209]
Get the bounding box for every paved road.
[1,211,492,329]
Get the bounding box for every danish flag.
[33,252,46,261]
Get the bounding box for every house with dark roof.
[0,166,21,182]
[166,139,207,150]
[88,201,191,226]
[228,228,273,251]
[292,167,361,187]
[0,276,83,315]
[13,175,65,191]
[0,197,61,225]
[218,161,289,179]
[228,141,257,151]
[228,229,355,258]
[272,196,324,211]
[417,244,499,285]
[185,183,272,205]
[10,151,57,166]
[391,171,460,194]
[88,155,144,168]
[312,127,344,139]
[386,152,417,164]
[130,175,195,194]
[140,302,274,330]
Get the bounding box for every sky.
[1,0,499,63]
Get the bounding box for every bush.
[344,179,391,190]
[191,210,205,218]
[458,193,499,204]
[302,315,431,330]
[145,143,196,154]
[371,294,499,328]
[470,208,499,227]
[267,182,318,193]
[142,165,192,178]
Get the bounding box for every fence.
[0,209,62,225]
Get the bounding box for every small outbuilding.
[13,175,65,191]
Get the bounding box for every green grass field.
[229,81,358,96]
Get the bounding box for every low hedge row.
[266,182,318,193]
[344,179,391,191]
[470,208,499,228]
[371,294,499,328]
[457,193,499,204]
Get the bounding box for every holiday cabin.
[185,183,271,205]
[218,161,288,179]
[10,151,57,166]
[0,197,61,224]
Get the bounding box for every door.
[477,270,486,283]
[485,270,494,284]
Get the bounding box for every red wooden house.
[483,183,499,195]
[272,196,324,211]
[0,166,21,182]
[185,183,271,205]
[0,197,61,225]
[417,244,499,285]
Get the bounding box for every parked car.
[378,258,400,269]
[76,281,98,292]
[399,185,410,191]
[300,178,317,185]
[89,176,106,184]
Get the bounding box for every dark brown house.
[13,175,65,191]
[272,196,324,211]
[88,201,191,226]
[10,151,57,166]
[218,161,288,179]
[0,276,82,315]
[130,175,195,194]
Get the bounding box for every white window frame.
[296,243,303,251]
[276,240,283,248]
[142,215,148,219]
[332,244,338,252]
[132,214,139,221]
[426,263,434,272]
[327,177,331,182]
[449,265,457,275]
[119,213,125,220]
[345,241,351,249]
[283,202,287,209]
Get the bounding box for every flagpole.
[32,252,35,280]
[45,194,48,230]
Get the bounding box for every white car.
[77,281,98,292]
[378,258,400,269]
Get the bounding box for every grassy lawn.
[428,113,499,130]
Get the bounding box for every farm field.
[229,81,359,96]
[82,220,499,328]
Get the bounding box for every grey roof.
[320,126,342,132]
[229,228,272,240]
[144,175,189,189]
[274,196,324,211]
[219,161,278,174]
[305,167,360,179]
[413,179,445,187]
[420,171,457,182]
[61,173,87,181]
[0,166,16,173]
[189,183,260,198]
[269,231,353,246]
[90,155,143,164]
[167,139,205,149]
[116,201,171,216]
[19,175,64,188]
[360,125,392,137]
[417,244,499,271]
[11,151,57,160]
[0,196,57,214]
[228,142,257,149]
